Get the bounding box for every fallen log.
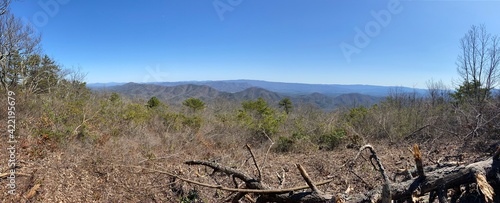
[348,146,500,203]
[346,157,497,202]
[390,156,496,200]
[185,160,338,203]
[122,145,500,202]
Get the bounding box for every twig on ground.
[0,172,31,178]
[117,164,333,194]
[245,144,262,181]
[296,164,321,193]
[261,131,274,172]
[276,168,286,189]
[351,144,391,203]
[138,154,179,164]
[25,184,41,199]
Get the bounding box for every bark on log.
[184,160,339,203]
[185,160,268,190]
[413,144,425,178]
[347,153,499,202]
[390,157,496,200]
[168,146,500,203]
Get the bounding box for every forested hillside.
[96,82,383,110]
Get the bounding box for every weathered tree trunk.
[143,145,500,203]
[345,156,498,202]
[391,157,496,200]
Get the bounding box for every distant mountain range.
[88,80,427,96]
[88,80,428,110]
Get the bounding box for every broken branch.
[413,144,425,178]
[296,164,321,193]
[120,164,334,194]
[245,144,262,182]
[476,173,495,203]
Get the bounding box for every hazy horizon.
[88,79,432,88]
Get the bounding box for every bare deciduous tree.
[0,0,10,15]
[456,25,500,105]
[426,79,450,106]
[0,9,41,92]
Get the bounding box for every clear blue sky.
[9,0,500,88]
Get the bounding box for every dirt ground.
[0,129,498,203]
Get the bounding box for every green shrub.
[182,98,205,113]
[275,136,295,153]
[345,106,368,127]
[317,128,346,151]
[182,116,202,131]
[279,97,293,114]
[162,113,185,132]
[109,92,121,103]
[274,131,311,153]
[237,98,285,138]
[162,113,202,132]
[122,103,150,124]
[35,128,65,143]
[180,189,202,203]
[146,96,162,109]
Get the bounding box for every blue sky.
[9,0,500,88]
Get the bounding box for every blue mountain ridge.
[88,79,427,97]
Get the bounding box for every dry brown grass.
[1,128,496,202]
[2,91,500,202]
